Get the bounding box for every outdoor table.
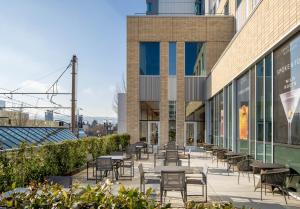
[152,166,203,174]
[97,155,125,180]
[250,162,286,191]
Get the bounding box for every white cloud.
[20,80,48,92]
[82,87,95,96]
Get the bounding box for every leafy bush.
[187,202,248,209]
[0,181,171,209]
[0,134,130,192]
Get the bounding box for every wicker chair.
[164,150,181,166]
[186,166,208,202]
[237,159,253,184]
[227,155,246,175]
[86,154,96,180]
[260,168,290,204]
[160,171,187,205]
[138,164,160,193]
[96,157,114,183]
[120,154,134,179]
[165,141,178,150]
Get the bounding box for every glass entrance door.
[148,121,160,146]
[185,122,197,148]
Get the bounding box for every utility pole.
[71,55,78,135]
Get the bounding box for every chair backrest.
[261,168,290,186]
[166,141,177,150]
[138,163,144,178]
[46,176,72,188]
[161,171,185,191]
[111,151,123,156]
[166,150,179,161]
[96,157,113,171]
[237,159,253,171]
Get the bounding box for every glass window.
[140,42,160,75]
[274,33,300,146]
[226,84,233,150]
[265,54,272,162]
[185,42,206,76]
[237,72,250,154]
[140,101,160,121]
[147,2,152,13]
[169,101,176,142]
[256,61,264,160]
[250,67,256,156]
[224,1,229,15]
[169,42,176,75]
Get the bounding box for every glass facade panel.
[140,101,160,121]
[185,42,206,76]
[169,42,176,75]
[237,72,250,154]
[250,68,256,156]
[169,101,176,141]
[227,84,233,150]
[140,42,160,75]
[256,61,264,160]
[274,33,300,145]
[265,54,272,162]
[185,101,205,145]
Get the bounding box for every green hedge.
[0,134,130,192]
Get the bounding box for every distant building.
[0,100,5,110]
[117,93,127,134]
[45,110,54,121]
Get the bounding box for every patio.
[72,150,300,209]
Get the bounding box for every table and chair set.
[86,141,151,182]
[138,141,208,206]
[202,144,296,204]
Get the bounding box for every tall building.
[146,0,207,15]
[124,0,300,179]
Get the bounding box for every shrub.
[0,181,171,209]
[0,134,130,192]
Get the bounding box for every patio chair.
[96,157,114,183]
[237,159,253,184]
[260,168,290,204]
[46,176,72,188]
[227,155,246,175]
[160,170,187,205]
[86,153,96,180]
[164,150,181,166]
[186,166,208,202]
[165,141,178,150]
[215,150,227,167]
[154,152,165,167]
[138,164,160,193]
[120,154,134,179]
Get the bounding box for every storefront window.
[265,54,272,162]
[250,67,256,156]
[256,61,264,160]
[274,33,300,146]
[237,72,250,154]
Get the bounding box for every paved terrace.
[73,151,300,209]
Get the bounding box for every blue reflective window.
[140,42,160,75]
[185,42,205,76]
[169,42,176,75]
[147,2,152,13]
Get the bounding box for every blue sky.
[0,0,145,118]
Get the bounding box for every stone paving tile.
[73,151,300,209]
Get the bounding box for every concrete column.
[176,42,185,147]
[160,42,169,147]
